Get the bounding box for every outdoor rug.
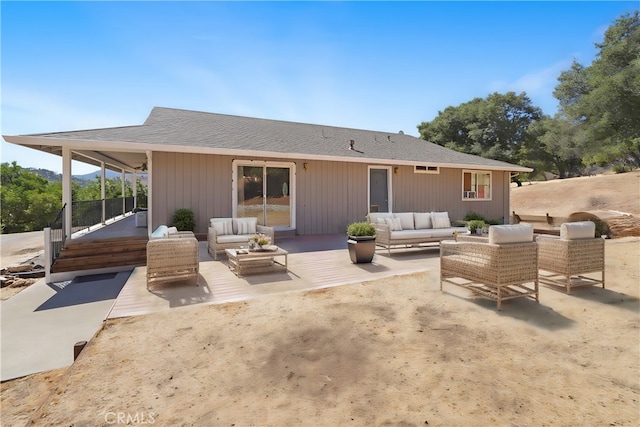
[36,270,133,311]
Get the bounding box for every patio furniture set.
[440,221,605,310]
[145,216,605,312]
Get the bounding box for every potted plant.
[346,221,376,263]
[249,233,272,251]
[467,219,486,235]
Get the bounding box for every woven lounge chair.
[537,221,605,294]
[440,224,539,310]
[146,237,199,289]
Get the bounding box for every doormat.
[36,270,133,311]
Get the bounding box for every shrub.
[463,211,486,222]
[612,164,631,174]
[172,208,196,231]
[347,222,376,237]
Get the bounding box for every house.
[3,106,531,237]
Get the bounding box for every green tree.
[73,175,147,203]
[1,162,62,233]
[418,92,543,165]
[524,117,585,178]
[554,11,640,166]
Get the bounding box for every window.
[414,165,439,174]
[463,170,491,200]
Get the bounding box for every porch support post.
[121,169,126,215]
[100,162,106,224]
[62,147,72,239]
[146,150,153,236]
[44,227,52,284]
[133,170,138,209]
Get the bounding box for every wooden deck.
[107,238,442,319]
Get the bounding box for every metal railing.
[71,197,135,234]
[48,203,67,266]
[45,196,138,280]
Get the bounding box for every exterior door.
[369,167,390,213]
[234,161,294,229]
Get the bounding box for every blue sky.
[1,1,637,174]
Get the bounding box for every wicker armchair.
[537,221,605,294]
[440,224,539,310]
[146,237,199,289]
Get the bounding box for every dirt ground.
[1,172,639,426]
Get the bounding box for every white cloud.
[488,58,574,115]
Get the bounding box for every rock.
[6,264,34,273]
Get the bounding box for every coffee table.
[225,246,288,277]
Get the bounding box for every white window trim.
[368,165,393,214]
[232,160,296,228]
[414,165,440,174]
[462,169,492,201]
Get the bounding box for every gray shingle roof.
[26,106,530,171]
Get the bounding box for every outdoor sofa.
[440,223,539,310]
[207,217,275,260]
[368,212,469,255]
[146,225,199,289]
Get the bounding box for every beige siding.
[151,152,512,235]
[390,166,510,223]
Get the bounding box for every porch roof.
[3,106,532,173]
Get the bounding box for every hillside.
[510,171,640,237]
[510,171,640,217]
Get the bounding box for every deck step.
[52,237,149,273]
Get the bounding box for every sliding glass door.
[234,161,294,229]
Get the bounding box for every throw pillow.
[431,212,451,229]
[561,221,595,240]
[385,217,403,231]
[211,218,233,235]
[488,224,533,244]
[414,212,432,229]
[235,217,257,235]
[394,213,415,230]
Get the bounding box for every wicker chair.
[146,237,199,289]
[537,221,605,294]
[440,224,539,310]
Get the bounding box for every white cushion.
[234,217,257,235]
[210,218,233,235]
[561,221,596,240]
[414,212,432,229]
[385,217,403,231]
[489,224,533,244]
[369,212,394,224]
[166,226,178,235]
[431,212,451,229]
[217,234,251,244]
[389,229,433,239]
[394,212,415,230]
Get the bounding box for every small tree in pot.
[346,221,376,263]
